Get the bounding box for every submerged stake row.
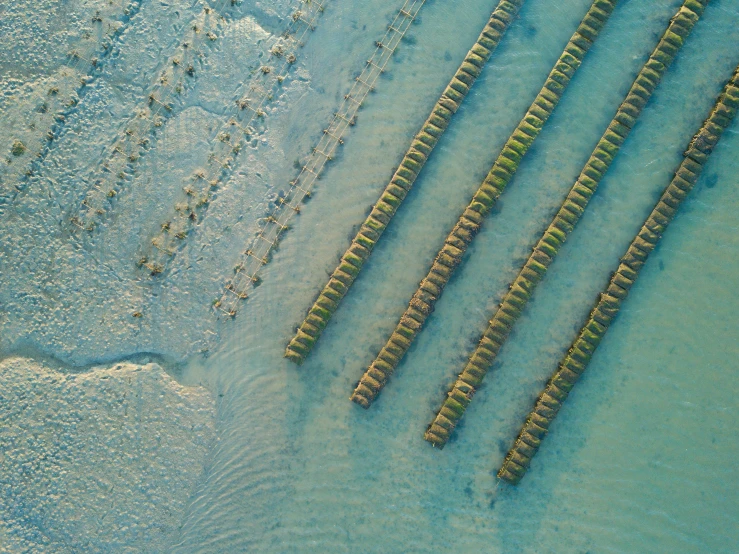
[139,0,326,277]
[0,0,144,210]
[70,2,230,232]
[285,0,525,364]
[352,0,619,409]
[424,0,707,446]
[499,57,739,485]
[218,0,428,317]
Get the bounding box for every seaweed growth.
[284,0,525,364]
[425,0,708,446]
[498,58,739,485]
[349,0,620,409]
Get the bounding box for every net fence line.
[139,0,326,275]
[69,0,234,232]
[217,0,426,316]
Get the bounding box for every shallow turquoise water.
[179,0,739,551]
[2,0,738,551]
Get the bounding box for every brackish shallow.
[1,0,738,552]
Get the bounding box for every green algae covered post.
[424,0,709,443]
[285,0,526,365]
[349,0,622,407]
[498,60,739,485]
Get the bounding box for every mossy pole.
[424,0,708,445]
[349,0,621,407]
[498,63,739,486]
[284,0,526,365]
